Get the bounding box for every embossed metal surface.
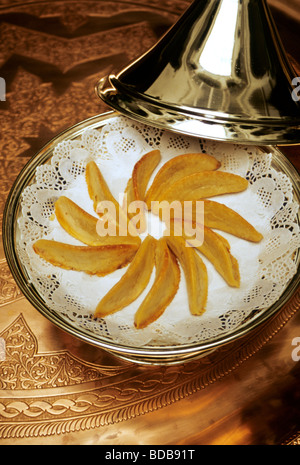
[0,0,299,445]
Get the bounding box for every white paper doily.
[17,116,300,347]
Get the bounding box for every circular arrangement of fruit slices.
[33,149,263,329]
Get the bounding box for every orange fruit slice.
[159,171,248,204]
[134,238,180,329]
[55,196,141,246]
[33,240,138,276]
[166,236,208,316]
[165,199,263,243]
[145,152,221,207]
[94,235,156,318]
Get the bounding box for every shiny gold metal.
[2,111,300,365]
[1,302,299,443]
[1,0,300,445]
[97,0,300,145]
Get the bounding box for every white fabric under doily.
[17,116,300,347]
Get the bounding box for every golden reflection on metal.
[0,298,299,442]
[1,0,300,445]
[98,0,300,144]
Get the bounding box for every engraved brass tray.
[3,111,300,365]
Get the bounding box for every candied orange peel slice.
[132,149,161,202]
[33,239,138,276]
[170,219,240,287]
[159,171,248,204]
[165,199,263,243]
[134,238,180,329]
[94,235,156,318]
[86,160,119,213]
[124,149,161,232]
[166,236,208,316]
[202,200,263,242]
[195,225,240,287]
[55,196,141,247]
[86,160,137,237]
[145,152,221,207]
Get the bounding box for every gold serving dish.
[3,111,300,365]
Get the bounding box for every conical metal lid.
[97,0,300,145]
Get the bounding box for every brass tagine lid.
[97,0,300,145]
